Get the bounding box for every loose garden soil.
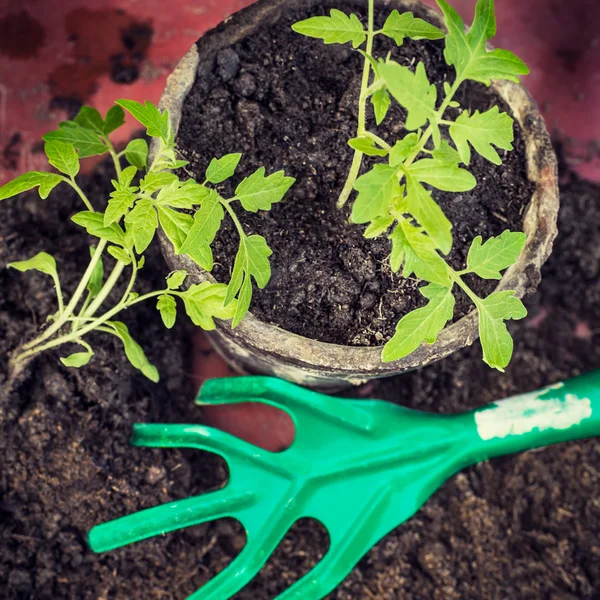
[1,144,600,597]
[177,1,534,346]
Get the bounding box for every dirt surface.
[1,144,600,598]
[177,1,533,346]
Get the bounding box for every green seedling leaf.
[0,171,63,201]
[225,235,272,326]
[156,179,210,209]
[104,105,126,135]
[449,106,514,165]
[235,168,295,213]
[371,87,391,125]
[107,246,132,265]
[87,246,104,298]
[167,270,187,290]
[352,164,400,224]
[364,215,395,239]
[156,204,193,250]
[477,290,527,371]
[43,123,107,158]
[157,294,177,329]
[405,177,453,255]
[105,166,139,226]
[382,284,455,361]
[8,252,58,278]
[206,153,242,184]
[436,0,529,84]
[125,139,148,169]
[72,211,126,246]
[124,199,158,254]
[140,171,178,194]
[182,282,237,330]
[107,321,159,382]
[466,230,526,279]
[74,106,104,134]
[61,350,94,368]
[378,61,437,131]
[389,133,420,166]
[406,159,477,192]
[292,9,366,48]
[348,136,388,157]
[116,99,171,143]
[178,190,224,257]
[381,10,444,46]
[432,140,462,165]
[389,220,451,287]
[44,140,80,178]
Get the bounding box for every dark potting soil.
[177,1,534,346]
[1,145,600,599]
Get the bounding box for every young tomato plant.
[1,101,294,380]
[294,0,530,371]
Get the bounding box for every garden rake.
[89,370,600,599]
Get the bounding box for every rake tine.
[88,488,255,553]
[198,377,374,433]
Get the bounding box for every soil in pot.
[177,1,534,346]
[2,150,600,598]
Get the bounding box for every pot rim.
[155,0,559,379]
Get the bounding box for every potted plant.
[158,0,559,389]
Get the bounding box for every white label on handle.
[475,383,592,441]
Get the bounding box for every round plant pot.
[156,0,559,389]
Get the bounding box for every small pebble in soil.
[232,72,257,98]
[217,48,240,82]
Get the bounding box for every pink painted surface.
[1,0,599,449]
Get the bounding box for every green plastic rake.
[89,370,600,599]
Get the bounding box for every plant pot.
[156,0,559,390]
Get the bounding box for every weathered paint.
[475,383,592,441]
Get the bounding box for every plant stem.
[82,260,127,319]
[364,131,393,151]
[448,268,481,307]
[104,137,122,178]
[66,179,95,212]
[21,240,108,351]
[221,198,247,241]
[337,0,376,209]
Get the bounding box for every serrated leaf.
[124,199,158,254]
[87,246,104,298]
[449,106,514,165]
[0,171,64,201]
[156,179,210,209]
[140,171,178,194]
[405,177,453,254]
[466,230,526,279]
[352,164,400,224]
[371,87,391,126]
[106,321,159,382]
[389,133,420,166]
[116,99,171,143]
[74,106,104,134]
[389,220,451,286]
[104,105,126,135]
[119,165,138,188]
[437,0,529,85]
[477,290,527,370]
[43,124,107,158]
[105,168,138,226]
[178,190,224,256]
[156,205,194,251]
[292,9,366,48]
[72,211,127,246]
[364,215,395,239]
[44,140,80,178]
[60,348,94,368]
[378,61,437,131]
[157,294,177,329]
[432,140,462,165]
[406,159,477,192]
[348,136,388,157]
[235,168,295,212]
[8,252,58,278]
[382,284,455,361]
[107,245,132,265]
[382,10,444,46]
[206,153,242,184]
[181,282,237,330]
[125,138,148,169]
[167,270,187,290]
